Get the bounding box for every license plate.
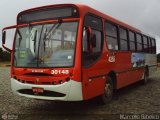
[32,87,44,93]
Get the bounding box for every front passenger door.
[82,14,105,100]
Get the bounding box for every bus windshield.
[14,21,78,68]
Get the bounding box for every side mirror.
[2,31,6,44]
[86,26,96,52]
[91,34,96,48]
[87,26,92,40]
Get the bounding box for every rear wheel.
[141,68,149,84]
[97,76,113,104]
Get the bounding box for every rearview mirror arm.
[87,26,93,53]
[2,25,17,53]
[2,44,12,53]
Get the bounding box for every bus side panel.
[82,76,105,100]
[114,52,131,89]
[117,68,144,89]
[115,52,145,89]
[116,53,157,89]
[114,52,131,71]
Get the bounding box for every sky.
[0,0,160,53]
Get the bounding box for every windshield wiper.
[36,19,62,66]
[44,19,62,40]
[46,19,62,38]
[43,19,62,51]
[17,29,22,47]
[28,24,38,53]
[36,25,45,66]
[43,28,47,52]
[32,30,37,52]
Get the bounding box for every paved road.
[0,67,160,120]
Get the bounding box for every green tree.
[0,47,11,61]
[0,48,3,61]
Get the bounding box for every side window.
[105,22,118,50]
[129,31,135,51]
[143,36,148,53]
[136,34,142,52]
[82,14,103,67]
[119,27,128,50]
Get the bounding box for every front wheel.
[97,76,113,105]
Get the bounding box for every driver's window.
[82,14,103,67]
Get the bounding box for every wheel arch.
[107,71,117,90]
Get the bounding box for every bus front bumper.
[11,78,83,101]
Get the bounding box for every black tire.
[141,68,149,84]
[97,76,114,105]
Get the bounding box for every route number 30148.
[51,70,69,75]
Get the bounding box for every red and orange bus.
[2,4,157,104]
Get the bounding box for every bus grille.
[18,89,65,97]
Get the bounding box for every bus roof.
[18,4,141,33]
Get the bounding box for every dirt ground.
[0,67,160,120]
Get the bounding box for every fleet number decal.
[51,70,69,75]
